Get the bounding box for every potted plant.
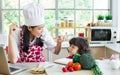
[97,15,104,23]
[105,14,112,23]
[97,15,104,20]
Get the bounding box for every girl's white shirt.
[12,27,56,58]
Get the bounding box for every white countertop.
[105,43,120,53]
[46,59,120,75]
[62,42,120,53]
[96,60,120,75]
[1,60,119,75]
[61,42,105,48]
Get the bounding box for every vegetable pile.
[62,61,81,72]
[73,53,103,75]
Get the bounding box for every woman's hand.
[54,36,65,54]
[9,23,18,35]
[56,36,65,44]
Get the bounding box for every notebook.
[0,46,26,75]
[54,58,72,65]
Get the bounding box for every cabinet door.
[90,46,105,59]
[105,47,120,59]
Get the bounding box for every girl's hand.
[9,23,18,35]
[56,36,65,44]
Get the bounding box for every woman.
[8,3,64,63]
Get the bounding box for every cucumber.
[92,65,103,75]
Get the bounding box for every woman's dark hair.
[69,37,90,55]
[23,25,43,52]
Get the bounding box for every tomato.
[62,67,68,72]
[68,67,74,72]
[73,63,81,71]
[66,66,70,70]
[67,61,74,67]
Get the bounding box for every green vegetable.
[73,53,103,75]
[79,53,96,70]
[92,65,103,75]
[73,54,81,63]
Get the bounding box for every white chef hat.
[23,3,45,26]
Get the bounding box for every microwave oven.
[90,27,117,44]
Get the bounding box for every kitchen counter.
[46,60,120,75]
[62,42,120,53]
[0,60,119,75]
[96,60,120,75]
[105,43,120,53]
[62,42,105,48]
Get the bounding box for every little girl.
[67,37,90,59]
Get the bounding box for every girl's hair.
[23,25,43,52]
[69,37,90,55]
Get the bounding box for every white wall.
[118,0,120,41]
[112,0,120,41]
[112,0,118,27]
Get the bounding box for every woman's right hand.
[9,23,18,35]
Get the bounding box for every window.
[0,0,111,36]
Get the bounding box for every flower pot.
[104,20,112,23]
[98,20,104,23]
[97,20,104,26]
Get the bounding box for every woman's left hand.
[56,36,65,44]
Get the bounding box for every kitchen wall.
[118,0,120,41]
[112,0,120,41]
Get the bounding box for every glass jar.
[64,17,69,27]
[61,19,65,28]
[55,20,60,27]
[68,20,74,28]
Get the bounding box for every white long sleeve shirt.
[12,27,56,57]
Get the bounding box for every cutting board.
[45,64,93,75]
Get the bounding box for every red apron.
[17,26,46,62]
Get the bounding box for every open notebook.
[54,58,72,65]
